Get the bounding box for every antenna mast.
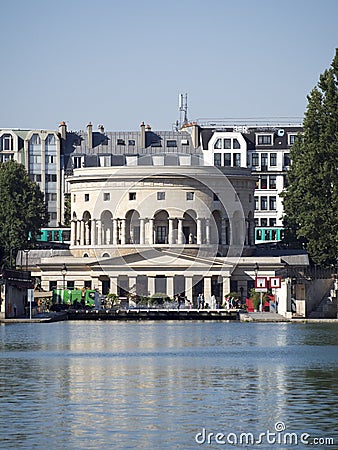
[178,93,188,128]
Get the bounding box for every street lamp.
[254,262,263,313]
[61,263,67,289]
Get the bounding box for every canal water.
[0,321,337,449]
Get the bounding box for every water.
[0,321,337,449]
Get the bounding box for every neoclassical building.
[35,159,260,303]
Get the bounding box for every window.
[252,153,259,166]
[73,156,82,168]
[186,192,194,200]
[288,134,297,145]
[224,153,231,166]
[213,193,219,201]
[2,134,13,151]
[129,192,136,200]
[157,192,165,200]
[233,153,241,167]
[270,153,277,166]
[156,226,167,244]
[260,218,268,226]
[181,139,189,145]
[214,153,222,166]
[257,135,272,145]
[49,212,57,220]
[166,140,177,147]
[284,153,291,167]
[269,218,276,226]
[254,196,259,210]
[104,193,110,201]
[269,175,277,189]
[45,174,57,182]
[116,139,125,145]
[223,138,231,149]
[254,218,259,226]
[269,196,277,210]
[46,134,56,145]
[35,174,41,182]
[128,139,135,146]
[261,153,268,170]
[214,139,222,149]
[260,175,268,189]
[233,138,240,149]
[261,196,268,210]
[30,134,41,145]
[151,140,161,147]
[84,194,89,202]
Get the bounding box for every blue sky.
[1,0,337,131]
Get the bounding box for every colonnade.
[71,215,237,246]
[108,274,231,303]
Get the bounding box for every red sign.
[255,276,268,289]
[269,276,282,288]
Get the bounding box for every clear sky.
[1,0,337,131]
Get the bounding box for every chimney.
[140,121,145,148]
[87,122,93,149]
[59,121,67,140]
[191,122,200,149]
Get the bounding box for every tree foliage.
[0,160,48,267]
[282,49,338,268]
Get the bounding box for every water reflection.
[0,322,337,449]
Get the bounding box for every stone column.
[178,219,184,244]
[149,219,154,245]
[80,220,85,246]
[76,220,81,245]
[112,218,118,245]
[128,276,137,295]
[110,276,119,295]
[140,218,145,245]
[167,276,174,299]
[222,276,230,299]
[148,276,156,297]
[91,219,96,246]
[97,220,102,245]
[168,218,174,245]
[205,218,210,244]
[185,276,193,303]
[120,219,126,245]
[71,220,77,245]
[203,276,212,304]
[197,218,203,244]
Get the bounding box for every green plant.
[250,288,268,311]
[149,292,170,305]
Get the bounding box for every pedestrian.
[197,293,201,309]
[201,294,205,309]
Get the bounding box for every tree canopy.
[0,160,48,267]
[282,49,338,268]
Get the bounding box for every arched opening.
[211,210,222,244]
[82,211,91,245]
[183,210,197,244]
[154,210,169,244]
[100,210,113,245]
[125,210,140,244]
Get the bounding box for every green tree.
[0,160,48,267]
[282,49,338,268]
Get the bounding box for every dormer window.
[116,139,125,145]
[214,139,222,149]
[257,134,272,145]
